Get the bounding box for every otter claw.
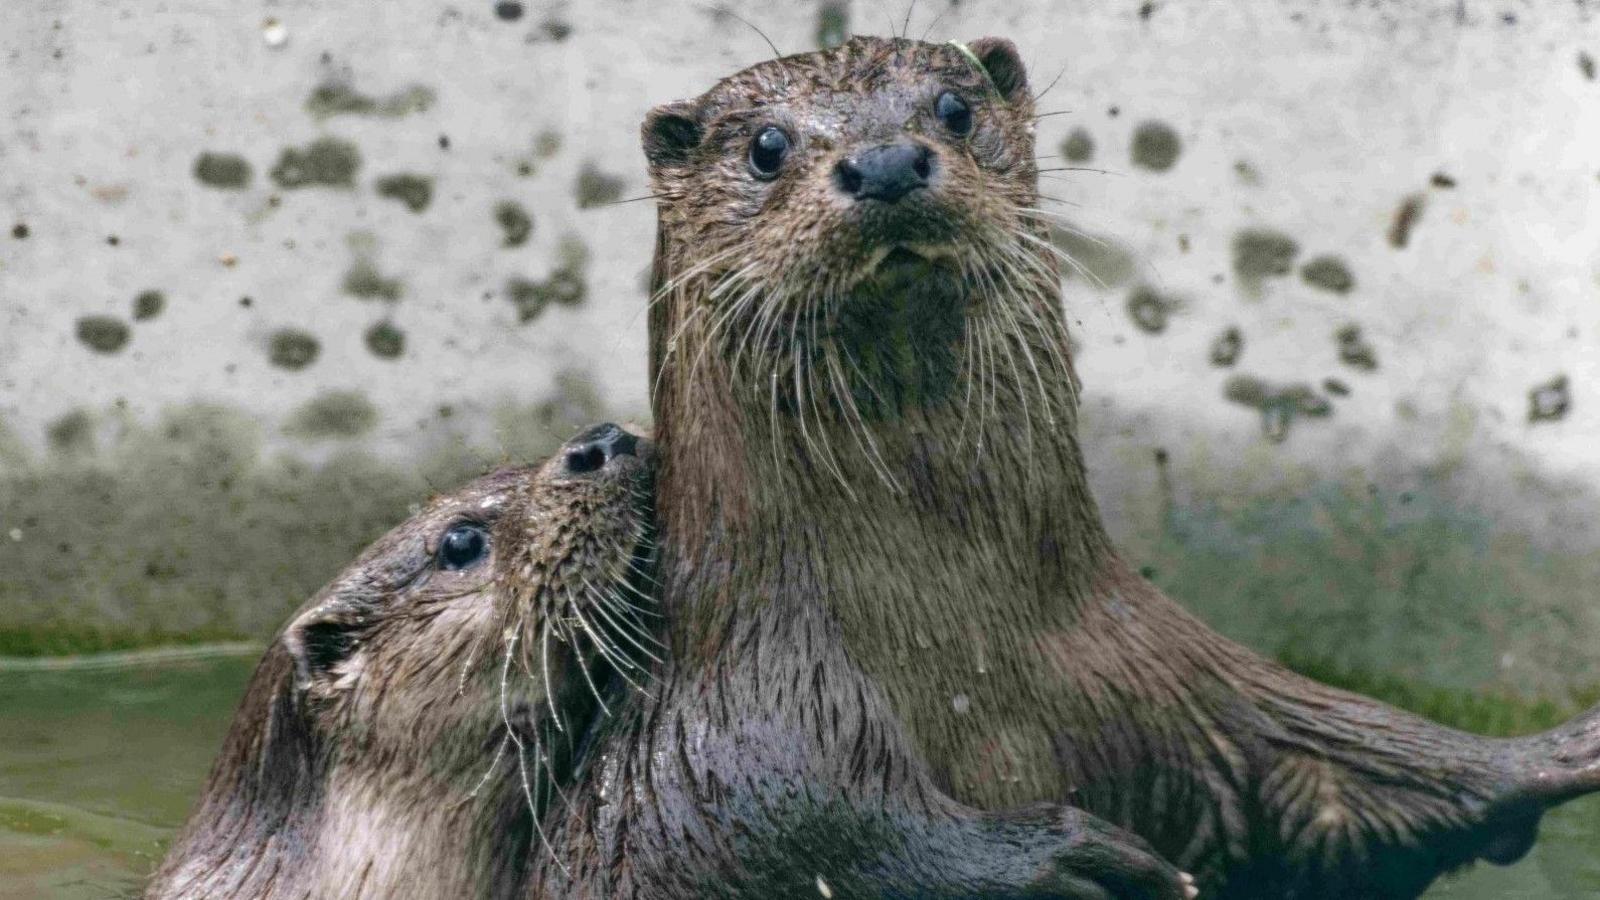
[1180,872,1199,899]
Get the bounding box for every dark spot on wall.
[1060,127,1094,163]
[1138,2,1156,19]
[438,134,451,150]
[1224,374,1332,442]
[535,130,562,158]
[239,296,253,308]
[304,82,434,119]
[1529,375,1571,423]
[1232,228,1298,292]
[374,173,433,212]
[1234,160,1261,185]
[1335,324,1378,371]
[1209,327,1242,366]
[1050,224,1136,289]
[540,17,572,40]
[1125,285,1174,333]
[270,138,361,189]
[817,1,848,48]
[11,223,27,239]
[575,163,624,208]
[192,152,252,189]
[1430,171,1456,189]
[364,321,405,359]
[1388,193,1425,248]
[1107,105,1120,117]
[1129,120,1181,172]
[106,235,120,246]
[286,391,378,439]
[343,260,403,302]
[268,329,320,370]
[496,200,533,247]
[46,410,94,455]
[132,290,165,321]
[1323,377,1350,397]
[1301,255,1355,294]
[494,0,524,21]
[75,316,130,354]
[507,236,588,322]
[1581,51,1597,81]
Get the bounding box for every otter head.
[644,36,1073,461]
[281,423,655,788]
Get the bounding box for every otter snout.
[563,423,642,475]
[834,140,934,203]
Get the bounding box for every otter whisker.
[499,630,567,873]
[822,339,903,493]
[798,302,855,497]
[570,601,653,696]
[652,303,709,401]
[699,3,781,59]
[540,621,565,735]
[581,576,666,656]
[987,243,1075,403]
[949,255,984,450]
[917,2,952,40]
[563,608,621,713]
[461,734,511,806]
[1012,227,1105,291]
[1032,64,1070,103]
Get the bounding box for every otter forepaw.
[1513,701,1600,807]
[1042,810,1196,899]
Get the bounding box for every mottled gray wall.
[2,1,1599,703]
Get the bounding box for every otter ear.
[642,100,705,170]
[282,598,367,691]
[965,37,1030,104]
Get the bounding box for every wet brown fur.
[146,438,656,900]
[571,35,1600,899]
[529,38,1192,900]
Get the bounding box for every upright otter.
[614,35,1600,899]
[147,424,658,900]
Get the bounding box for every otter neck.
[654,293,1113,666]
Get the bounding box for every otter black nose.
[834,141,933,203]
[563,423,638,475]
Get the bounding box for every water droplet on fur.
[952,693,971,714]
[261,18,288,48]
[815,876,833,898]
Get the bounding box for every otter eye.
[935,91,972,136]
[748,126,790,179]
[438,523,490,571]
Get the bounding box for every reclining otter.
[146,426,657,899]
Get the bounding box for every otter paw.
[1043,812,1195,899]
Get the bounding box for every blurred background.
[2,0,1598,896]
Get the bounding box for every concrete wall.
[2,1,1599,701]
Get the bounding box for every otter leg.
[1234,674,1597,897]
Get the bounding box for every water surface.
[1,653,1596,899]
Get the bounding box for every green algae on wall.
[0,388,609,655]
[1123,469,1600,703]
